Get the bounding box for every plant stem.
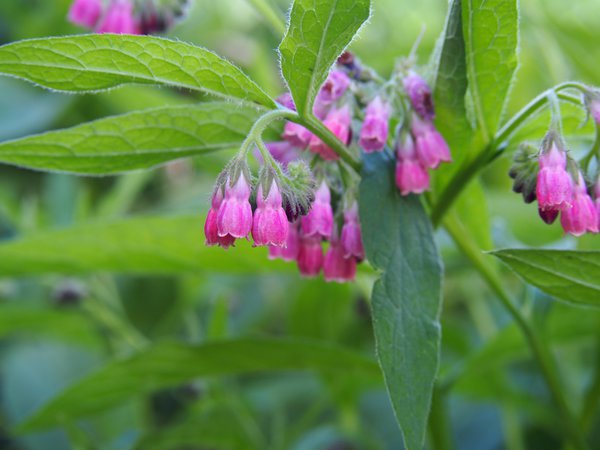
[247,0,286,35]
[580,336,600,432]
[428,387,455,450]
[443,216,590,450]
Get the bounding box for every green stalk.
[428,387,455,450]
[443,216,590,450]
[580,337,600,432]
[247,0,286,35]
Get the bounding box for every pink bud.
[403,71,435,120]
[560,173,598,236]
[359,96,391,153]
[252,181,289,247]
[341,202,365,261]
[395,133,430,195]
[538,207,559,225]
[204,190,236,249]
[323,241,357,283]
[536,142,572,211]
[308,105,352,161]
[282,122,313,149]
[411,115,451,169]
[217,173,253,239]
[268,220,300,261]
[96,0,140,34]
[301,181,334,239]
[68,0,103,28]
[297,234,324,277]
[317,70,351,105]
[277,93,296,111]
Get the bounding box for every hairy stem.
[246,0,286,35]
[443,216,590,450]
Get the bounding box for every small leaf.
[279,0,370,116]
[0,102,261,175]
[491,249,600,308]
[21,338,380,430]
[463,0,519,137]
[0,35,275,108]
[359,152,443,450]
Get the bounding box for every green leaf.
[463,0,519,137]
[359,152,443,450]
[0,102,261,175]
[279,0,370,116]
[491,249,600,308]
[21,338,380,430]
[0,35,275,108]
[0,215,294,276]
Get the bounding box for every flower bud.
[301,181,334,239]
[411,115,451,169]
[560,172,598,236]
[68,0,103,28]
[536,134,572,212]
[297,234,323,277]
[309,105,352,161]
[395,132,430,195]
[509,144,539,204]
[96,0,140,34]
[538,207,559,225]
[317,70,351,105]
[252,180,289,247]
[323,241,357,283]
[341,202,364,261]
[268,220,300,261]
[403,71,435,120]
[217,172,253,239]
[359,96,391,153]
[204,188,236,248]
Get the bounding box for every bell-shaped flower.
[536,140,572,212]
[252,181,289,247]
[340,202,364,260]
[411,115,451,169]
[68,0,103,28]
[96,0,139,34]
[217,173,253,239]
[403,71,435,120]
[309,105,352,161]
[323,240,357,283]
[359,96,391,153]
[204,189,236,249]
[268,220,300,261]
[301,181,334,239]
[297,234,324,277]
[395,132,430,196]
[560,173,598,236]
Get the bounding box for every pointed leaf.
[359,152,443,450]
[0,35,275,108]
[279,0,370,116]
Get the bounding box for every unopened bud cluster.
[68,0,190,34]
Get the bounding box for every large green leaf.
[359,152,443,450]
[278,0,370,116]
[0,103,260,175]
[463,0,519,138]
[21,338,380,430]
[0,35,275,108]
[491,249,600,308]
[0,215,292,276]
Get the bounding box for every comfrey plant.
[0,0,599,449]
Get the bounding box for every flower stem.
[443,216,590,450]
[246,0,286,35]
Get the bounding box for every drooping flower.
[359,96,391,153]
[395,132,430,196]
[252,181,289,247]
[204,189,236,249]
[217,173,253,239]
[301,181,334,239]
[560,172,598,236]
[536,138,572,212]
[268,220,300,261]
[323,240,357,283]
[341,202,364,261]
[96,0,139,34]
[317,70,351,105]
[309,105,352,161]
[297,234,324,277]
[68,0,103,28]
[403,71,435,120]
[411,114,451,169]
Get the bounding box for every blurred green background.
[0,0,599,449]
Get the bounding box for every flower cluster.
[68,0,189,34]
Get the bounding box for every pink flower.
[268,221,300,261]
[595,179,600,230]
[341,202,364,261]
[411,115,451,169]
[395,133,430,195]
[403,71,435,120]
[252,181,289,247]
[589,97,600,125]
[538,207,559,225]
[536,142,572,212]
[217,173,253,239]
[323,240,357,283]
[309,105,352,161]
[359,96,391,153]
[317,70,351,105]
[560,173,598,236]
[68,0,103,28]
[297,234,323,277]
[204,189,236,249]
[96,0,139,34]
[301,181,333,239]
[277,92,296,110]
[283,122,312,149]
